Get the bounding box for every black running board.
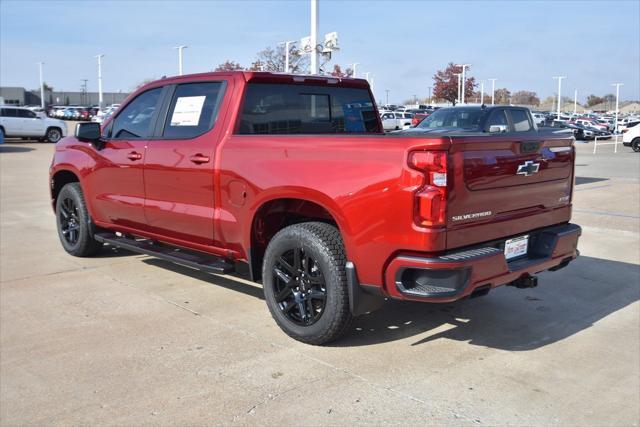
[94,232,235,274]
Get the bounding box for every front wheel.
[46,127,62,143]
[262,222,352,345]
[56,183,103,257]
[632,138,640,152]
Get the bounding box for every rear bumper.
[384,223,581,302]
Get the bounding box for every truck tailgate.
[446,134,574,249]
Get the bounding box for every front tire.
[56,183,103,257]
[632,138,640,152]
[262,222,352,345]
[46,127,62,143]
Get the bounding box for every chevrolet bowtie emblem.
[516,160,540,176]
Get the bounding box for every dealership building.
[0,86,129,107]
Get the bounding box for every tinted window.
[17,109,36,118]
[239,83,380,134]
[417,108,485,130]
[111,88,162,139]
[162,82,225,139]
[1,108,17,117]
[511,110,533,131]
[485,110,509,128]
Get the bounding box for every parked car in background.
[91,105,118,124]
[410,109,431,127]
[531,112,546,126]
[380,111,413,131]
[0,106,66,142]
[622,121,640,152]
[573,118,608,132]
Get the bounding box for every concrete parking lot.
[1,131,639,425]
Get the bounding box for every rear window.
[238,83,380,134]
[417,108,485,130]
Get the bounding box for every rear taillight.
[409,151,448,227]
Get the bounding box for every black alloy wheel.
[272,247,327,326]
[59,196,80,245]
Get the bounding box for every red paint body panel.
[50,71,580,301]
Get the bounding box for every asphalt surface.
[1,132,639,425]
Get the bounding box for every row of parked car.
[46,104,120,122]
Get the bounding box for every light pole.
[488,78,497,105]
[279,40,296,73]
[95,54,104,111]
[480,80,485,105]
[612,82,623,133]
[456,64,471,104]
[454,73,462,104]
[310,0,319,75]
[349,63,359,78]
[573,89,577,115]
[37,62,45,108]
[385,89,390,105]
[553,76,566,120]
[173,45,188,75]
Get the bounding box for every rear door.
[446,108,574,249]
[142,79,229,245]
[1,108,21,135]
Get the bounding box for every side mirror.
[489,124,508,133]
[75,122,103,148]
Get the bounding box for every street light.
[573,89,577,115]
[480,80,485,105]
[349,63,359,78]
[173,45,188,75]
[385,89,390,105]
[37,62,44,109]
[456,64,471,104]
[95,54,104,111]
[612,83,623,133]
[278,40,296,73]
[310,0,319,74]
[488,78,497,105]
[553,76,567,120]
[454,73,462,104]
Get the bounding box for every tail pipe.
[508,274,538,289]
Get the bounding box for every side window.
[111,87,162,139]
[1,108,17,117]
[162,82,225,139]
[17,110,36,118]
[485,109,508,129]
[510,110,533,132]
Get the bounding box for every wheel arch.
[51,168,82,208]
[247,195,349,282]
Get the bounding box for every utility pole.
[456,64,471,104]
[480,80,485,105]
[385,89,390,105]
[454,73,462,104]
[349,63,359,78]
[310,0,319,74]
[95,54,104,111]
[488,78,497,105]
[173,45,188,75]
[612,83,623,133]
[553,76,566,120]
[279,40,296,73]
[37,62,45,108]
[573,89,577,115]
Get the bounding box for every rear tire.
[632,138,640,153]
[55,183,103,257]
[262,222,352,345]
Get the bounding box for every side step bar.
[94,232,235,275]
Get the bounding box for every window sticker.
[170,95,206,126]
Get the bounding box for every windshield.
[416,108,486,130]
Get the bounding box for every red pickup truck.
[50,72,581,344]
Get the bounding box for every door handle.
[189,154,210,164]
[127,151,142,161]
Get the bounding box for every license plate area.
[504,235,529,260]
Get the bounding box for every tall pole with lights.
[612,82,623,133]
[95,54,104,111]
[457,64,471,104]
[173,45,188,75]
[310,0,319,75]
[488,78,497,105]
[37,62,45,109]
[553,76,567,120]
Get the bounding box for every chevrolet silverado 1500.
[50,71,581,344]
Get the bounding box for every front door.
[18,109,46,136]
[143,80,228,245]
[85,86,164,229]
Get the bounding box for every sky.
[1,0,639,104]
